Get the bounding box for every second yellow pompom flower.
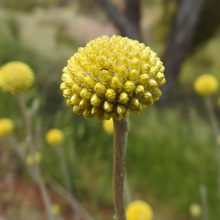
[61,35,166,121]
[194,74,218,96]
[0,61,35,94]
[46,129,64,146]
[0,118,14,136]
[126,200,153,220]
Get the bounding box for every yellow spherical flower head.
[103,118,114,134]
[46,129,64,146]
[61,35,166,121]
[0,61,35,94]
[0,118,14,137]
[51,204,61,215]
[26,152,42,166]
[194,74,218,96]
[126,200,153,220]
[189,203,202,218]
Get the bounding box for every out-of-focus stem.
[16,93,56,220]
[204,96,220,206]
[48,177,94,220]
[200,184,209,220]
[113,117,129,220]
[56,144,80,220]
[56,144,72,193]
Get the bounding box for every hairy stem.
[16,93,56,220]
[113,117,129,220]
[204,96,220,207]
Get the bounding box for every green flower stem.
[16,93,56,220]
[113,117,129,220]
[204,96,220,206]
[56,144,80,220]
[200,184,209,220]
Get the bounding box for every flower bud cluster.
[61,35,166,121]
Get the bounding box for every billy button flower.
[0,62,58,220]
[45,128,74,203]
[51,204,61,216]
[194,74,218,96]
[103,118,114,134]
[46,129,64,146]
[0,61,35,94]
[60,35,166,121]
[194,74,220,207]
[189,203,202,218]
[61,35,166,220]
[0,118,14,137]
[126,200,153,220]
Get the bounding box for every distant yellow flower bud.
[0,62,35,94]
[61,35,166,121]
[218,134,220,145]
[0,118,14,136]
[46,129,64,146]
[51,204,61,215]
[189,203,202,218]
[103,118,114,134]
[26,152,42,166]
[126,200,153,220]
[194,74,218,96]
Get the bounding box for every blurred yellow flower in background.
[0,61,35,94]
[126,200,153,220]
[0,118,14,137]
[26,152,42,166]
[103,118,114,134]
[51,204,61,215]
[46,128,64,145]
[103,118,131,134]
[189,203,202,218]
[194,74,218,96]
[61,35,166,121]
[46,129,64,146]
